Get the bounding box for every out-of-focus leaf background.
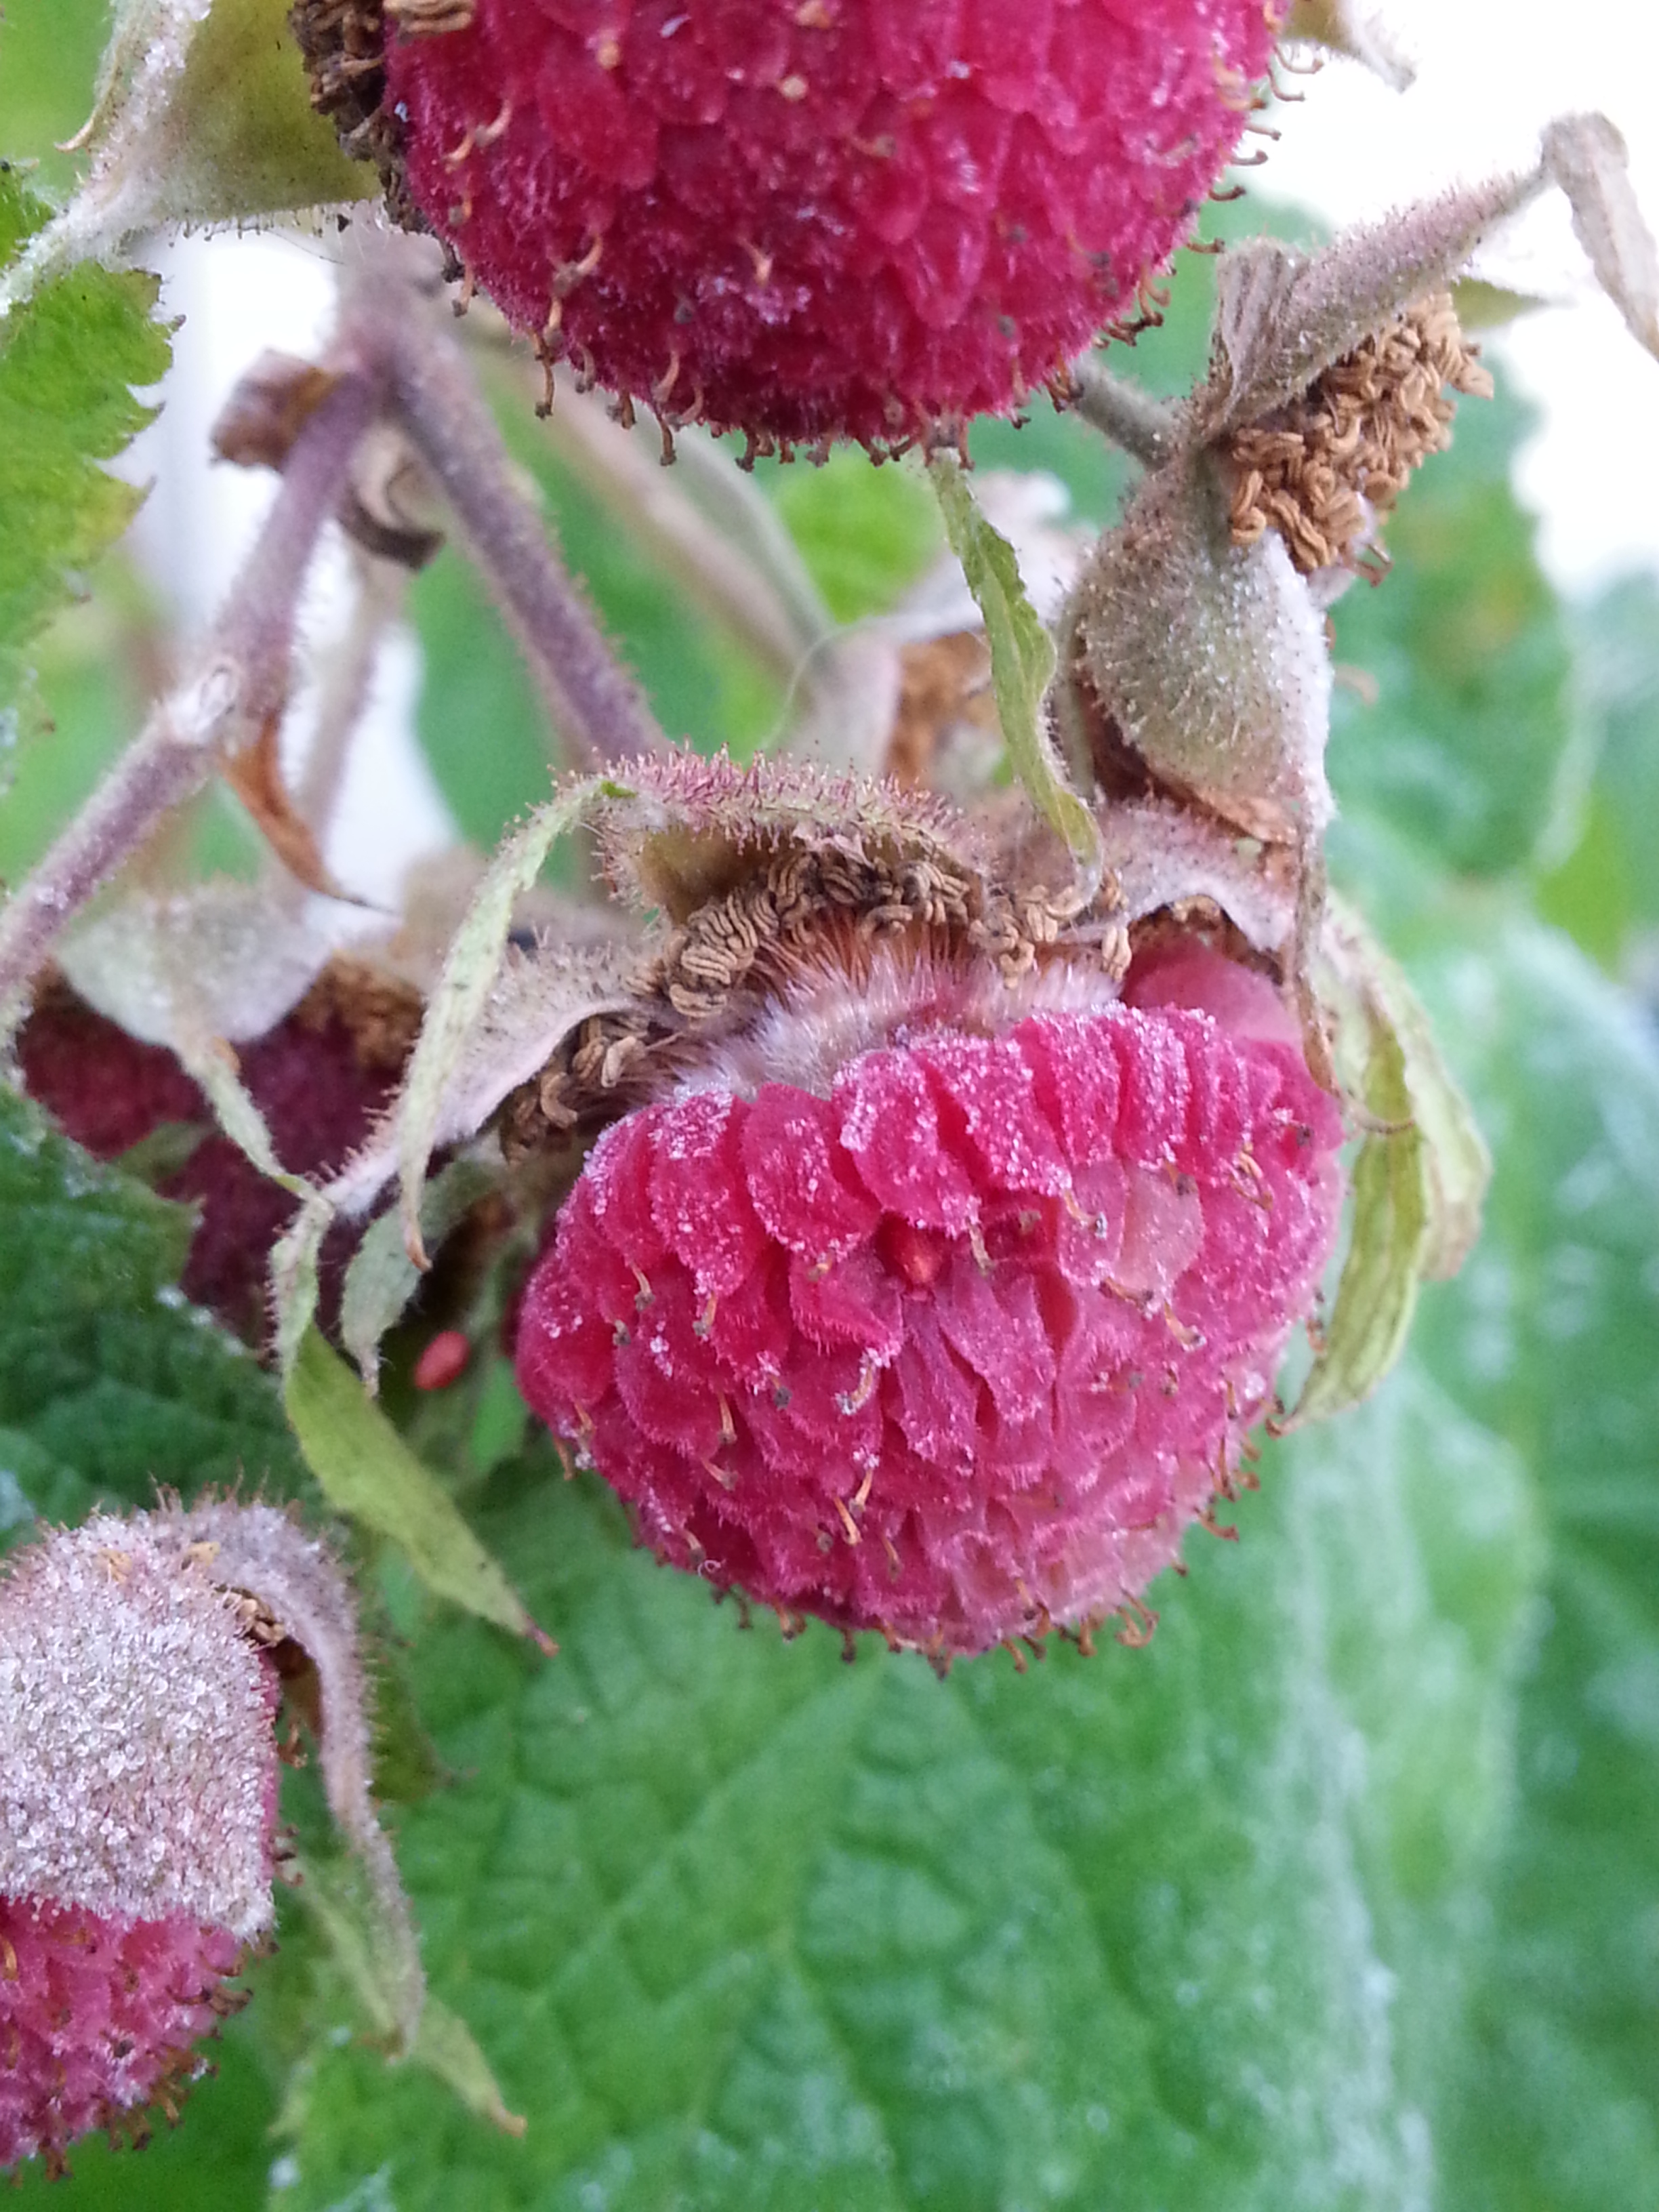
[3,5,1658,2207]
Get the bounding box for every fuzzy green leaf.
[284,1326,546,1647]
[1296,902,1490,1427]
[932,453,1102,897]
[268,1351,1534,2209]
[1407,922,1659,2208]
[294,1849,525,2137]
[395,779,611,1258]
[342,1158,502,1390]
[0,171,170,717]
[0,1082,304,1536]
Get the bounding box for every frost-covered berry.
[372,0,1278,448]
[0,1512,279,2171]
[0,1498,413,2173]
[516,949,1343,1659]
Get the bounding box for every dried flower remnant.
[1224,291,1493,574]
[0,1500,418,2173]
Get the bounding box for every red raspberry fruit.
[384,0,1279,448]
[516,952,1343,1659]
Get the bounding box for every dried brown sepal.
[1225,291,1493,574]
[291,954,427,1074]
[211,351,344,473]
[884,633,999,790]
[500,856,1115,1161]
[590,747,991,927]
[321,939,639,1219]
[289,0,422,229]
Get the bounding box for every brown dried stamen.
[1224,291,1494,574]
[289,0,423,228]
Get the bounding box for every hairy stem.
[348,255,667,769]
[1069,356,1179,470]
[0,371,380,1042]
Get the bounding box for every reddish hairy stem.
[0,371,382,1042]
[350,262,666,769]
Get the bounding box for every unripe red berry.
[380,0,1279,447]
[17,973,413,1341]
[516,948,1343,1660]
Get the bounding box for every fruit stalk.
[345,247,668,767]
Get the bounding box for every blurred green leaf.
[0,609,131,880]
[768,448,941,623]
[268,1337,1534,2210]
[0,0,108,190]
[0,1084,305,1538]
[1404,920,1659,2209]
[1327,386,1574,877]
[1538,572,1659,970]
[0,170,171,722]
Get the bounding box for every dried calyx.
[1065,121,1659,912]
[0,1499,418,2175]
[497,751,1124,1162]
[1223,290,1493,575]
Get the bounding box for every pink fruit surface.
[0,1902,243,2171]
[517,962,1344,1657]
[386,0,1278,445]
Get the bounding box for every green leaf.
[0,1082,306,1534]
[284,1325,547,1648]
[931,453,1101,897]
[0,0,109,193]
[1403,920,1659,2208]
[0,171,171,718]
[162,0,370,220]
[394,779,605,1257]
[769,449,941,623]
[270,1342,1534,2209]
[1296,902,1491,1427]
[1537,572,1659,970]
[294,1849,525,2137]
[1327,384,1574,878]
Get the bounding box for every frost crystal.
[0,1511,278,1940]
